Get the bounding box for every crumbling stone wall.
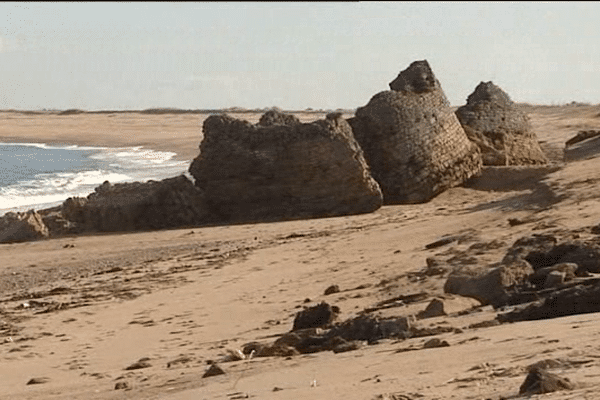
[188,111,383,223]
[349,60,482,204]
[61,175,211,232]
[456,81,548,166]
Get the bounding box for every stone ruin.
[348,60,482,204]
[455,81,548,166]
[188,111,383,224]
[61,175,211,233]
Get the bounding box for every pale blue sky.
[1,2,599,110]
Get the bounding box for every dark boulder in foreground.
[61,175,211,233]
[456,81,548,166]
[189,111,383,223]
[349,60,482,204]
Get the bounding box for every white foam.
[0,142,190,215]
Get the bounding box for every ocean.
[0,142,190,216]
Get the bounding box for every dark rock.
[329,315,412,342]
[456,81,548,166]
[202,363,226,378]
[529,263,577,289]
[292,302,339,331]
[444,259,534,307]
[124,359,152,370]
[189,113,382,223]
[565,129,600,148]
[324,285,341,295]
[114,381,130,390]
[349,60,481,204]
[422,338,450,349]
[26,377,50,385]
[519,367,575,395]
[505,234,600,275]
[62,175,212,233]
[0,210,49,243]
[499,281,600,322]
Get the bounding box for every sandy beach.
[1,105,600,400]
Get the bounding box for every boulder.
[61,175,212,233]
[292,302,340,331]
[456,81,548,166]
[444,259,534,307]
[348,60,482,204]
[189,112,383,223]
[0,210,50,243]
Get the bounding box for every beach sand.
[1,105,600,399]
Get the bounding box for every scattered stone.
[348,60,482,204]
[292,302,340,331]
[565,129,600,148]
[324,285,341,295]
[124,359,152,370]
[456,81,548,166]
[444,259,534,307]
[529,263,577,289]
[499,280,600,322]
[329,315,412,342]
[114,381,130,390]
[202,363,226,378]
[26,377,50,385]
[422,338,450,349]
[189,112,383,224]
[0,210,50,243]
[425,236,459,249]
[519,367,575,395]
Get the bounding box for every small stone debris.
[425,236,458,249]
[114,381,130,390]
[422,338,450,349]
[202,363,226,378]
[519,367,575,395]
[324,285,341,295]
[124,358,152,370]
[26,377,50,385]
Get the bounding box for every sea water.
[0,142,190,216]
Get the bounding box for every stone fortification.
[61,175,211,232]
[455,81,548,165]
[188,111,383,223]
[349,60,482,204]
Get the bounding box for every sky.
[1,2,600,111]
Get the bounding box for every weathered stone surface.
[444,259,534,307]
[417,296,481,319]
[61,175,211,233]
[499,280,600,322]
[292,302,339,331]
[529,263,577,289]
[0,210,50,243]
[503,234,600,275]
[189,112,382,223]
[349,60,482,204]
[456,81,548,166]
[258,109,300,127]
[519,367,575,395]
